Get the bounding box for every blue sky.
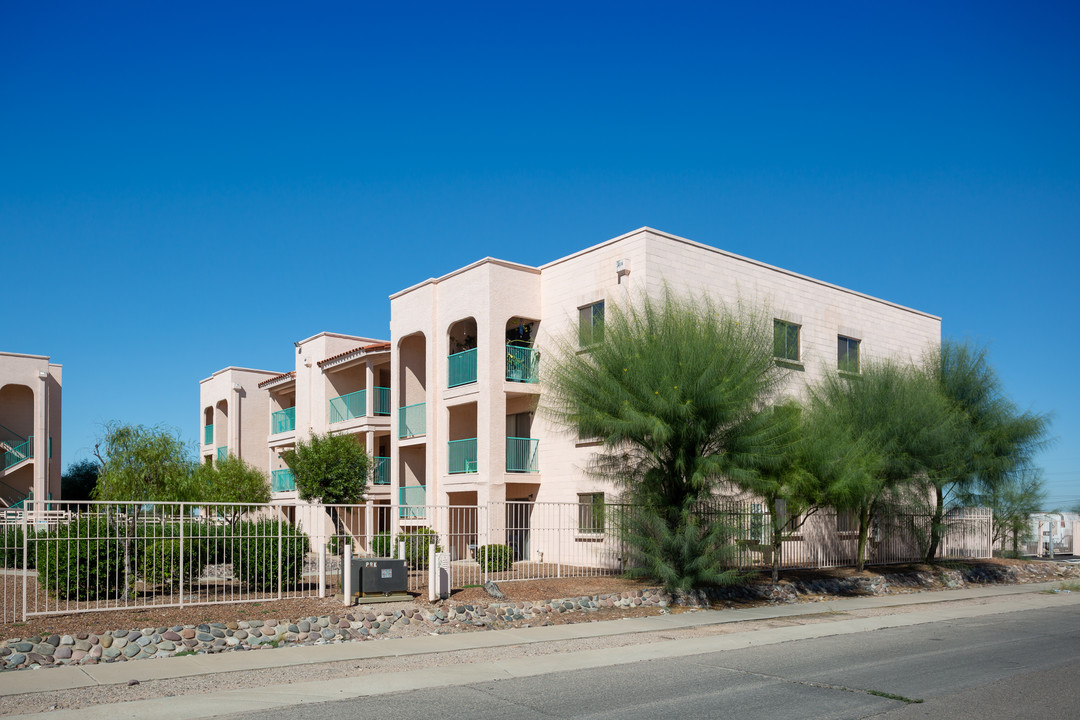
[2,2,1077,509]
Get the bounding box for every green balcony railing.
[373,387,391,416]
[329,389,366,424]
[373,456,390,485]
[448,438,478,474]
[506,344,540,383]
[399,485,426,519]
[448,348,477,387]
[2,436,32,471]
[204,424,213,445]
[506,437,539,473]
[271,468,296,493]
[271,407,296,434]
[399,403,426,438]
[216,446,227,462]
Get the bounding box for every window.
[836,509,859,533]
[578,301,605,347]
[837,336,860,373]
[577,492,605,534]
[773,320,800,362]
[749,502,769,543]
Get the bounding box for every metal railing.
[271,469,296,492]
[399,486,427,519]
[216,447,227,462]
[448,348,477,387]
[271,407,296,434]
[373,457,390,485]
[329,389,366,424]
[506,344,539,383]
[448,438,478,474]
[506,437,539,472]
[373,387,391,416]
[2,436,33,470]
[399,403,425,438]
[203,425,213,445]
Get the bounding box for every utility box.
[343,557,407,597]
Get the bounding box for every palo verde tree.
[546,289,786,594]
[810,360,957,571]
[922,340,1051,562]
[281,433,369,541]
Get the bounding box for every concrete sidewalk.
[2,581,1078,716]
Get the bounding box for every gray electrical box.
[343,557,407,596]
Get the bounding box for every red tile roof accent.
[257,371,295,388]
[317,342,391,367]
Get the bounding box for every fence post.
[342,542,352,606]
[277,515,283,601]
[365,500,373,554]
[179,504,185,608]
[20,500,29,622]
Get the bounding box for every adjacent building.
[0,351,62,508]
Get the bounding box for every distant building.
[0,351,62,507]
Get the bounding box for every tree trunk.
[855,504,872,572]
[925,485,945,563]
[769,498,782,584]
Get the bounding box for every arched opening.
[398,333,426,438]
[202,406,214,446]
[0,384,35,503]
[214,399,229,462]
[505,316,540,383]
[447,317,477,387]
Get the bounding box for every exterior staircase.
[0,424,32,507]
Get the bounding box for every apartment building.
[387,227,941,521]
[0,351,62,507]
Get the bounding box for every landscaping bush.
[198,522,241,565]
[138,536,202,589]
[371,531,392,557]
[35,517,125,600]
[1,526,37,569]
[231,519,310,591]
[398,528,440,568]
[476,543,513,572]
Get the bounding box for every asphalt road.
[231,602,1080,720]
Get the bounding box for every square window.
[578,301,605,347]
[837,336,860,373]
[577,492,605,534]
[773,320,800,362]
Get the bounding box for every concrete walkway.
[2,581,1078,718]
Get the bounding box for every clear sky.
[2,2,1077,509]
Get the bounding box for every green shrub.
[476,544,513,572]
[35,517,125,600]
[1,526,37,569]
[198,522,241,564]
[371,531,393,557]
[138,536,202,589]
[232,519,310,591]
[398,528,440,568]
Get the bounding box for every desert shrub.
[232,519,310,591]
[397,528,440,568]
[371,531,393,557]
[197,522,243,565]
[138,536,202,589]
[35,517,125,600]
[476,544,513,572]
[1,526,38,569]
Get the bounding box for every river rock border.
[0,589,668,671]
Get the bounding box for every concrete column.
[34,371,47,504]
[365,362,375,417]
[231,383,242,459]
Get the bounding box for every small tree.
[195,454,270,524]
[93,423,198,502]
[969,470,1047,556]
[281,433,369,540]
[546,289,785,593]
[61,459,100,502]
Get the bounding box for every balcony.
[2,436,32,471]
[399,485,426,519]
[271,407,296,434]
[271,468,296,493]
[329,389,365,424]
[399,403,426,438]
[506,437,539,473]
[448,348,477,387]
[448,438,478,474]
[373,456,390,485]
[373,387,391,416]
[506,345,539,383]
[203,425,213,445]
[216,447,227,462]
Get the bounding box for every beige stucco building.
[1,351,62,507]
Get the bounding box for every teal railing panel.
[506,345,539,383]
[2,436,32,471]
[271,468,296,492]
[329,389,366,424]
[399,403,426,438]
[373,456,390,485]
[271,407,296,434]
[448,438,478,474]
[216,446,227,462]
[506,437,539,472]
[399,485,426,519]
[203,424,213,445]
[373,387,391,416]
[448,348,477,387]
